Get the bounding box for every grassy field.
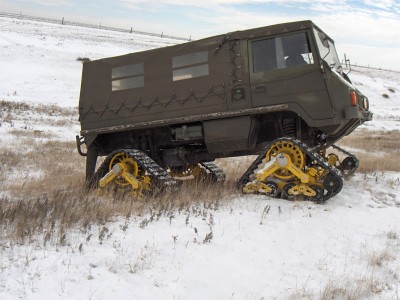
[1,101,399,246]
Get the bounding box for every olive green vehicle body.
[78,20,372,180]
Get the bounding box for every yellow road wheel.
[327,153,339,167]
[170,164,204,178]
[109,152,140,187]
[170,165,194,177]
[266,140,305,180]
[190,165,204,177]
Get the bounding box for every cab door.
[226,40,253,111]
[248,31,334,120]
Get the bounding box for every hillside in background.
[0,16,181,107]
[0,16,399,300]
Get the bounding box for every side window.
[112,63,144,91]
[252,32,313,73]
[172,51,209,81]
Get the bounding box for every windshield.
[313,27,341,72]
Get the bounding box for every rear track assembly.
[92,149,180,197]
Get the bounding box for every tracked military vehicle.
[77,20,372,201]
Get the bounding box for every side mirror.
[318,32,330,48]
[343,53,352,75]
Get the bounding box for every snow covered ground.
[0,16,399,300]
[1,181,399,300]
[0,16,179,107]
[350,68,400,132]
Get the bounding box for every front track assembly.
[238,137,343,202]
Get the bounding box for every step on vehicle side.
[77,20,372,201]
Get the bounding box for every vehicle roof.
[91,20,316,64]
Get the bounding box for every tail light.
[350,90,357,106]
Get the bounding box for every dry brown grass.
[368,247,396,267]
[387,230,399,240]
[320,251,398,299]
[320,276,385,300]
[1,139,83,191]
[0,99,31,112]
[0,99,76,117]
[0,137,242,245]
[337,130,400,172]
[8,128,55,139]
[0,179,238,245]
[0,99,78,131]
[320,229,400,300]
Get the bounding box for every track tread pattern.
[200,161,226,184]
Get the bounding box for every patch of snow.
[350,67,400,131]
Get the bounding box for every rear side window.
[172,51,209,81]
[112,63,144,91]
[252,32,313,73]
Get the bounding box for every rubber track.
[332,144,357,158]
[200,162,226,184]
[238,137,344,202]
[91,149,181,194]
[331,144,359,176]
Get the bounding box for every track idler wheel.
[329,144,360,177]
[340,156,359,175]
[323,173,343,198]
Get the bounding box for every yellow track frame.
[99,152,151,196]
[243,140,323,198]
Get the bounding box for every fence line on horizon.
[0,11,191,42]
[350,64,400,74]
[1,11,399,73]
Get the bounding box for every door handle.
[253,85,266,93]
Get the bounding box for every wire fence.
[342,54,399,73]
[0,11,191,41]
[350,64,400,74]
